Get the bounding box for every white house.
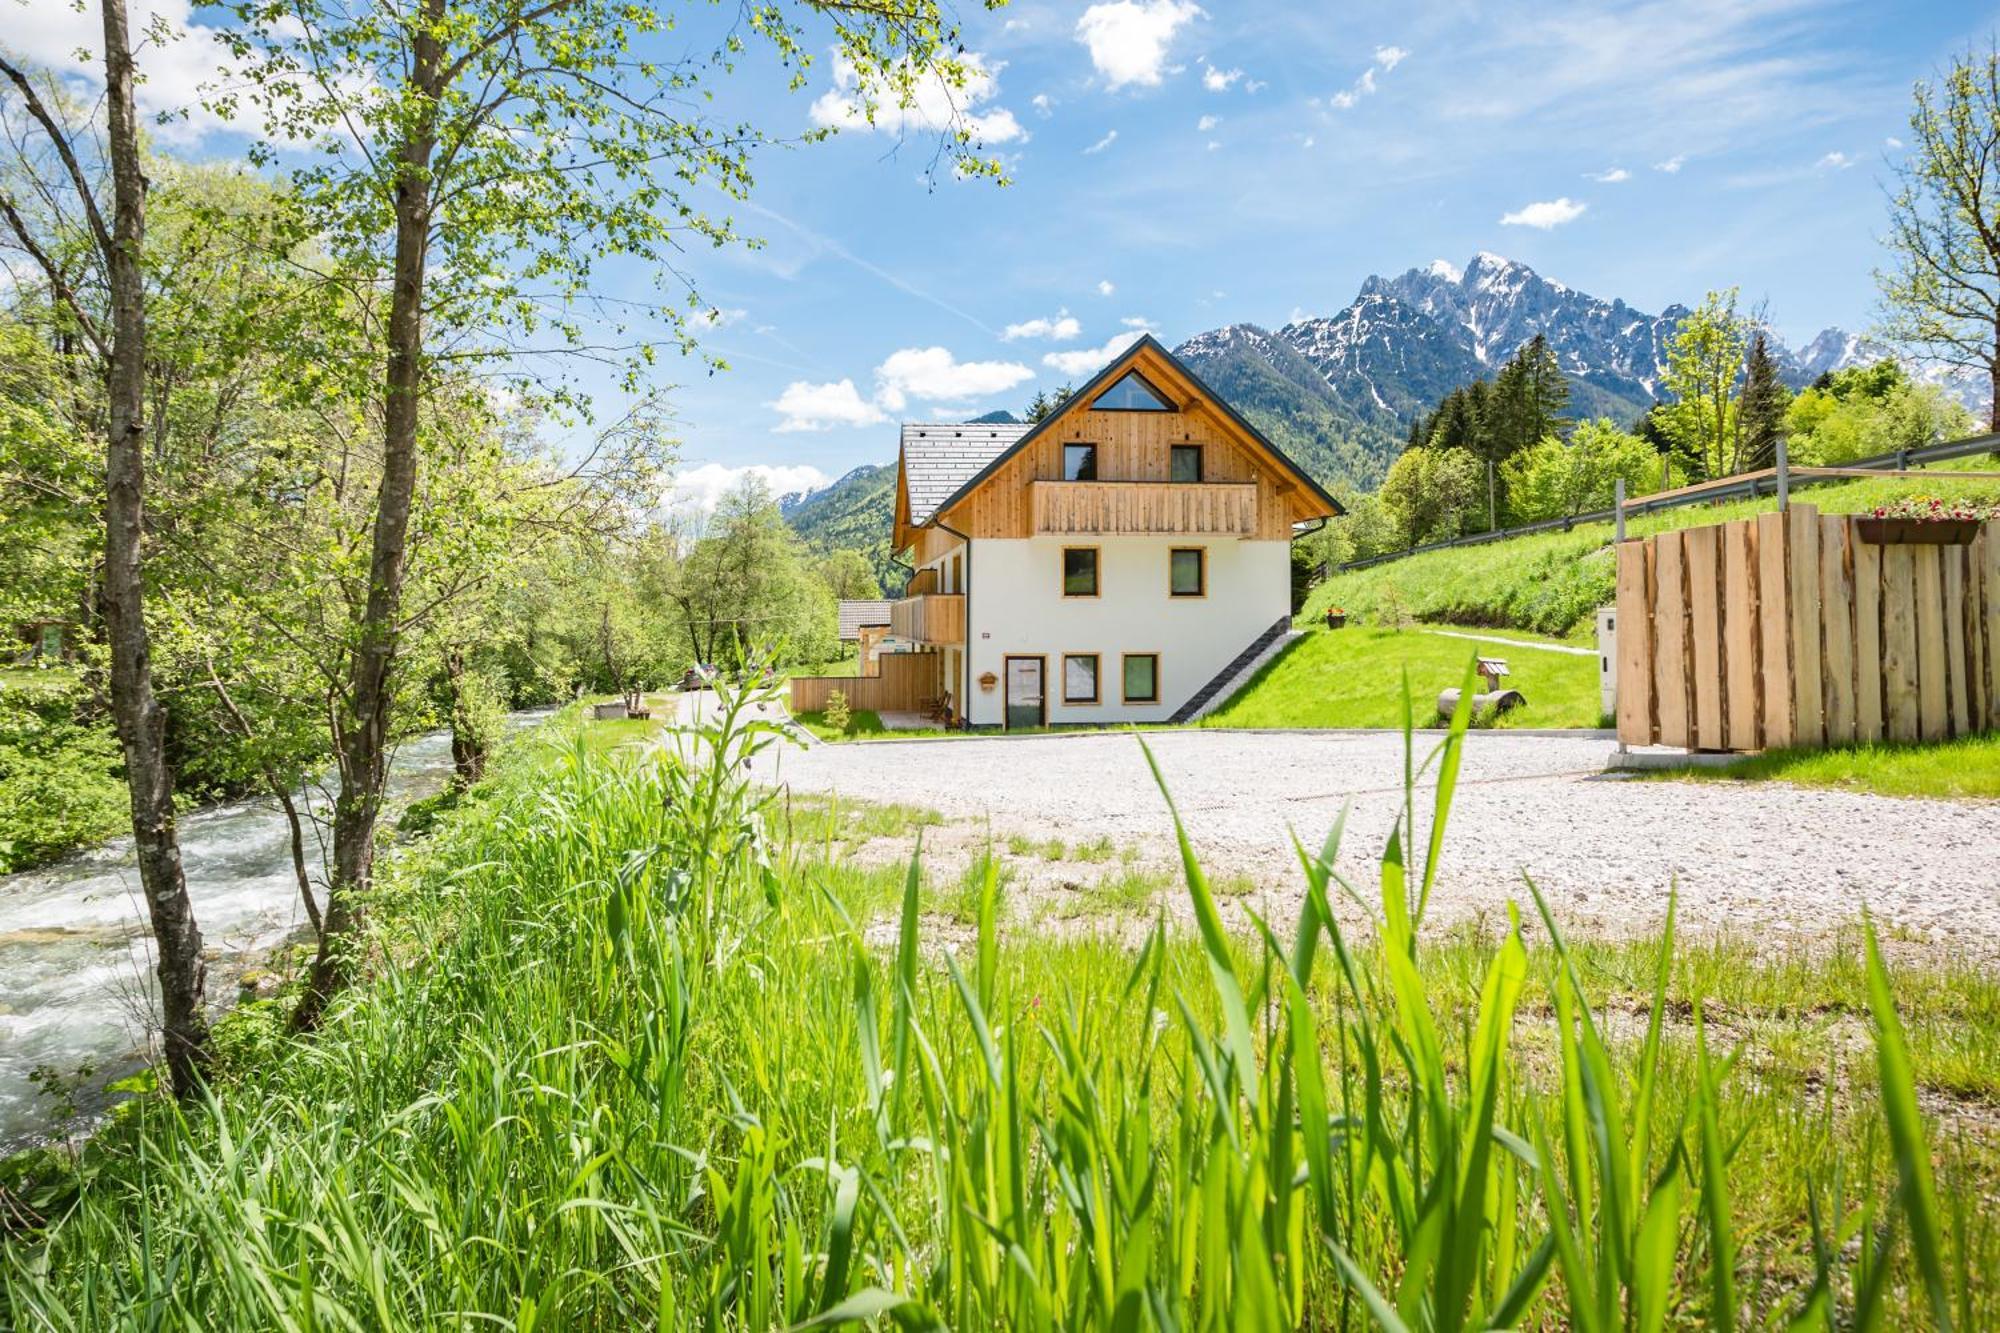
[887,335,1340,728]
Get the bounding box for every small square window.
[1063,547,1099,597]
[1063,654,1100,703]
[1170,444,1203,483]
[1122,654,1160,703]
[1170,547,1205,598]
[1063,443,1098,481]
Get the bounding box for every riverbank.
[4,694,1996,1325]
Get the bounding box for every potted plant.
[1855,496,1997,546]
[1324,605,1348,630]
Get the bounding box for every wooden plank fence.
[1616,503,2000,751]
[788,651,941,715]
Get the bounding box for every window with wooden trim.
[1063,442,1098,481]
[1169,547,1206,597]
[1122,653,1160,703]
[1092,370,1172,412]
[1170,444,1203,483]
[1062,546,1100,597]
[1063,654,1100,703]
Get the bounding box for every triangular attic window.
[1092,370,1173,412]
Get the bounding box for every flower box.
[1854,517,1981,546]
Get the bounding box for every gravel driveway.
[753,726,2000,958]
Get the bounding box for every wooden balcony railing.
[891,592,965,645]
[1030,480,1258,537]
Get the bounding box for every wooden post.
[1653,532,1691,749]
[1914,546,1948,741]
[1944,547,1970,738]
[1686,526,1724,750]
[1820,516,1855,745]
[1788,504,1823,746]
[1757,511,1793,748]
[1854,530,1883,742]
[1724,520,1761,750]
[1615,477,1626,543]
[1883,545,1920,742]
[1775,436,1790,513]
[1615,540,1655,745]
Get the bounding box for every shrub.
[0,677,127,871]
[822,687,851,734]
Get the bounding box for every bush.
[0,677,127,871]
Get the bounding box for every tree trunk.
[100,0,208,1092]
[1990,316,1999,434]
[444,647,483,789]
[293,13,442,1031]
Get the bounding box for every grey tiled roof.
[901,422,1031,527]
[837,599,892,639]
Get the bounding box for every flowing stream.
[0,715,549,1151]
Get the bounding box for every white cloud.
[1097,279,1117,297]
[1075,0,1204,91]
[688,307,748,330]
[1031,93,1054,116]
[1205,139,1221,151]
[1300,134,1316,149]
[810,51,1024,146]
[1885,136,1903,149]
[6,0,248,143]
[1043,330,1146,378]
[769,379,887,433]
[1328,46,1404,110]
[1197,114,1220,131]
[668,463,831,512]
[875,346,1034,411]
[1003,311,1083,341]
[1816,150,1855,170]
[1245,78,1267,93]
[1202,63,1243,91]
[1499,196,1588,229]
[1084,129,1120,154]
[1653,154,1686,173]
[1587,166,1631,183]
[1119,315,1155,329]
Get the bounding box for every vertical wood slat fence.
[1616,503,2000,752]
[788,651,941,715]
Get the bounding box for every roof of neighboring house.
[837,599,893,639]
[900,421,1033,528]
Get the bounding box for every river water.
[0,717,546,1151]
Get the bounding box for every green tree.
[1785,360,1973,464]
[1026,384,1075,423]
[0,16,212,1092]
[1660,288,1753,479]
[1738,332,1790,470]
[1877,43,2000,431]
[669,479,839,670]
[219,0,1006,1028]
[819,549,882,600]
[1500,419,1659,523]
[1379,446,1481,547]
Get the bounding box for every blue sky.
[655,0,1998,504]
[12,0,1997,504]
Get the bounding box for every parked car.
[678,663,719,691]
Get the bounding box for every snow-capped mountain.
[1174,253,1984,491]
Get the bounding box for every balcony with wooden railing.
[890,592,965,645]
[1030,480,1258,537]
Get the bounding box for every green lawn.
[1656,732,2000,800]
[791,707,891,741]
[1310,466,2000,639]
[1204,623,1605,729]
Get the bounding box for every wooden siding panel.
[1913,545,1948,741]
[1653,531,1691,749]
[1854,534,1883,742]
[1685,525,1724,750]
[1723,520,1760,750]
[789,652,942,714]
[1029,480,1258,537]
[1819,516,1856,745]
[1615,541,1655,745]
[1757,511,1793,748]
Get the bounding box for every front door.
[1004,656,1044,730]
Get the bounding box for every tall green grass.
[2,678,1992,1328]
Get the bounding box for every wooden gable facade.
[895,337,1338,562]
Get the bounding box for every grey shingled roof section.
[837,599,892,639]
[901,422,1032,528]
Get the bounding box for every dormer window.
[1092,370,1173,412]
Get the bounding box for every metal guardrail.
[1330,430,2000,575]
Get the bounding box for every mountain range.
[784,252,1974,579]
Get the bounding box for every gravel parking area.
[753,727,2000,958]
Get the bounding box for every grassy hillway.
[4,694,1997,1327]
[1306,467,2000,640]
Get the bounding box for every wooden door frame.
[1003,654,1046,730]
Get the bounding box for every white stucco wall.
[960,536,1292,726]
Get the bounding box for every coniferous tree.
[1739,332,1790,469]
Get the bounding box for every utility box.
[1595,606,1617,721]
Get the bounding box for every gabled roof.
[911,335,1342,542]
[899,421,1032,529]
[837,599,893,639]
